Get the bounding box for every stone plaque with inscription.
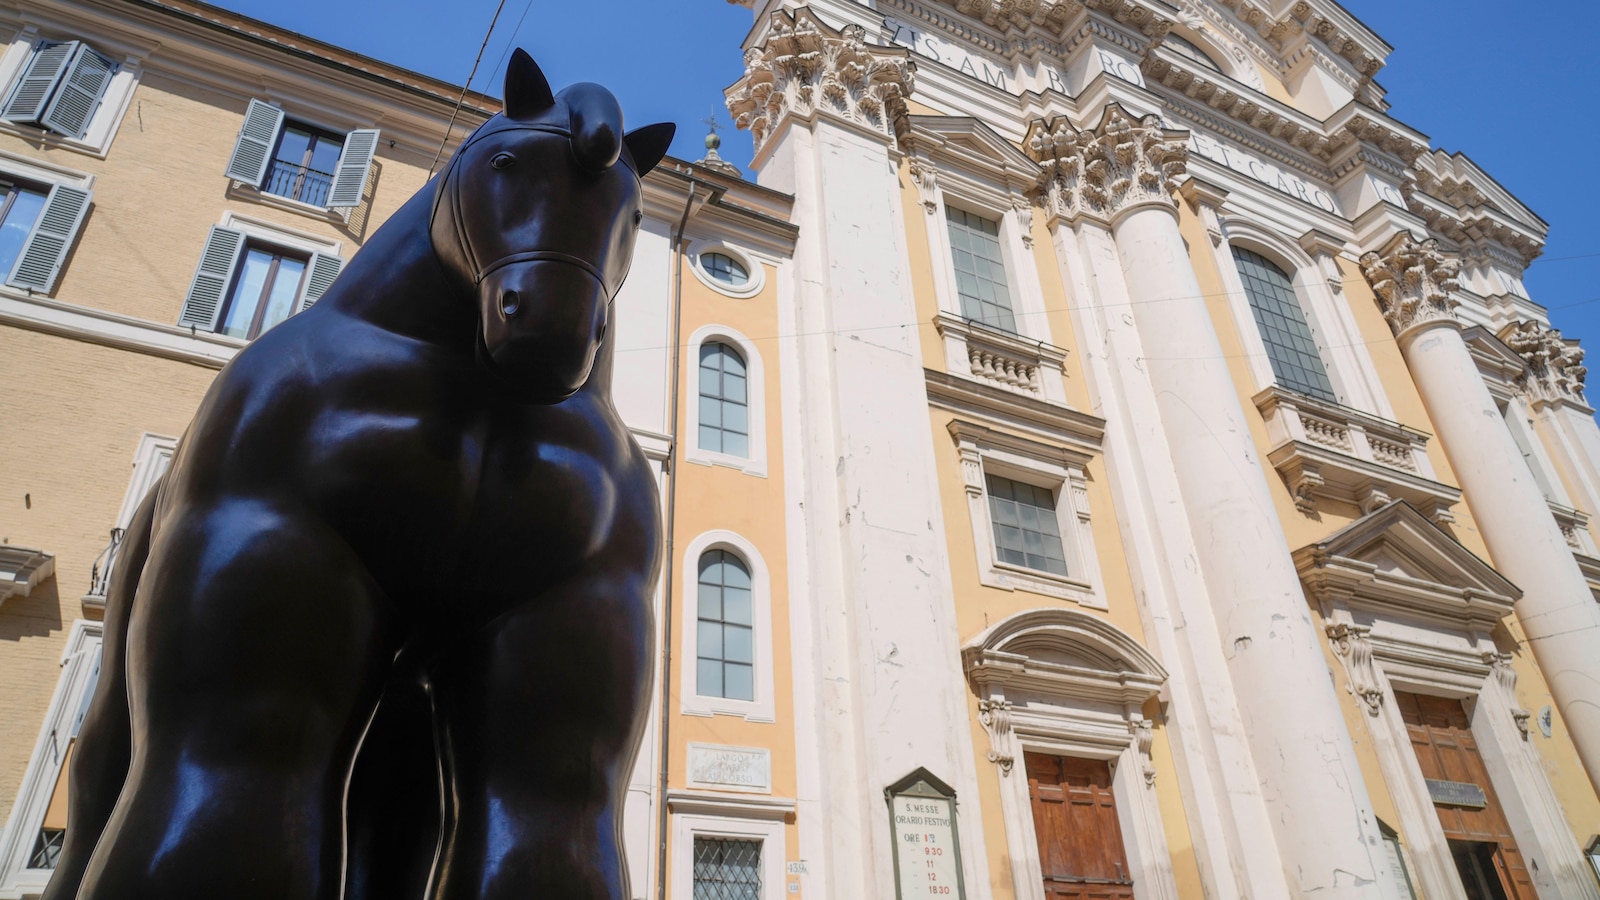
[886,768,966,900]
[687,743,771,793]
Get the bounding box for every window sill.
[681,698,775,724]
[0,119,107,159]
[983,561,1103,609]
[934,311,1070,405]
[226,181,348,225]
[686,449,767,478]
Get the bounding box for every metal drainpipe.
[655,173,703,900]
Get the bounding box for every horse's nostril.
[501,290,521,317]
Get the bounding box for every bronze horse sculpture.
[42,50,672,900]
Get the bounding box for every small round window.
[702,252,749,287]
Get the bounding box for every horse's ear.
[504,49,555,119]
[624,123,675,177]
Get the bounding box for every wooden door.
[1395,691,1535,900]
[1025,752,1135,900]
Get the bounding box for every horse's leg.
[426,570,653,900]
[39,483,160,900]
[345,676,444,900]
[75,499,398,900]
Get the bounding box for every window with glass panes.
[987,474,1069,577]
[219,244,310,340]
[702,251,748,287]
[699,342,749,458]
[693,837,762,900]
[1232,246,1336,402]
[264,123,345,207]
[697,550,754,701]
[0,179,47,279]
[946,206,1017,332]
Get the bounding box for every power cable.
[427,0,511,180]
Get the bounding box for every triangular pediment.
[906,115,1041,185]
[1295,501,1520,630]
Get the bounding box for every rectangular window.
[947,207,1017,333]
[218,244,309,340]
[0,180,48,279]
[692,836,762,900]
[264,123,345,207]
[987,474,1069,577]
[1232,246,1336,402]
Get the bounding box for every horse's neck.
[320,184,476,348]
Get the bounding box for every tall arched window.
[698,342,749,458]
[1232,246,1336,402]
[696,549,754,701]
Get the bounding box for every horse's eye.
[633,210,644,225]
[491,153,515,170]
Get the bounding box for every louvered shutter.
[298,252,343,311]
[178,226,245,330]
[326,129,378,208]
[5,183,91,293]
[223,99,284,188]
[1,41,76,123]
[39,44,116,139]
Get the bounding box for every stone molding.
[1487,651,1533,740]
[977,698,1016,775]
[725,7,915,157]
[1358,233,1462,340]
[1025,103,1188,227]
[1326,622,1384,716]
[1501,319,1588,406]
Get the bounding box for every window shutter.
[39,44,117,139]
[326,129,379,208]
[223,99,284,188]
[5,183,91,293]
[178,226,245,330]
[298,252,343,311]
[1,41,76,123]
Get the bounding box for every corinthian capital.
[1024,104,1188,227]
[1501,320,1588,406]
[1358,233,1461,340]
[724,7,915,157]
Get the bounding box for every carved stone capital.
[1358,233,1462,340]
[1025,104,1188,228]
[1326,622,1384,716]
[725,7,915,157]
[1501,320,1588,406]
[978,698,1015,776]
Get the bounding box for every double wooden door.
[1396,691,1535,900]
[1025,752,1135,900]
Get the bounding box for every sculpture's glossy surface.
[43,50,672,900]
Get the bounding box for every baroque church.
[1,0,1598,898]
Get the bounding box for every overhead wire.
[426,0,512,180]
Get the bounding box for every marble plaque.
[687,743,771,793]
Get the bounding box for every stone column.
[1502,320,1600,534]
[1361,237,1600,789]
[728,10,992,900]
[1030,106,1401,899]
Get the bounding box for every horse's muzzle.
[478,257,608,401]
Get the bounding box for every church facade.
[2,0,1599,898]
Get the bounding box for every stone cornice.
[1501,320,1588,407]
[1407,150,1547,268]
[1025,103,1188,227]
[939,0,1174,41]
[1359,233,1462,340]
[725,6,917,158]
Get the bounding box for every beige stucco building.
[4,0,1600,898]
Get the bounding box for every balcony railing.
[934,311,1070,405]
[1255,387,1461,521]
[80,526,124,615]
[263,163,334,207]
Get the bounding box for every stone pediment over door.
[1294,500,1521,634]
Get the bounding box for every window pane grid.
[987,475,1069,577]
[1232,247,1336,402]
[703,251,749,286]
[946,207,1017,333]
[697,550,755,701]
[693,837,762,900]
[699,343,750,458]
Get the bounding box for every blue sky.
[209,0,1600,341]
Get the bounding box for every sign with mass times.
[886,768,967,900]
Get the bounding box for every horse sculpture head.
[431,49,674,402]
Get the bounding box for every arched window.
[1232,246,1335,402]
[698,342,749,458]
[696,549,754,701]
[1164,33,1223,73]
